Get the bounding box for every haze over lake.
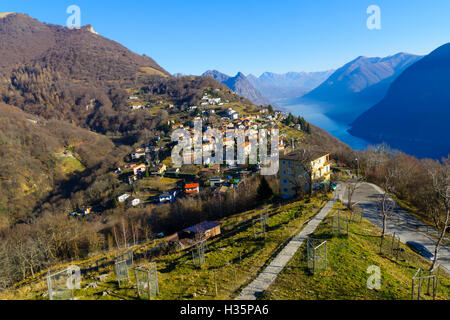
[279,100,370,151]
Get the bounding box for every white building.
[118,194,130,203]
[131,151,146,160]
[130,198,141,207]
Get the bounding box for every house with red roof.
[185,183,200,194]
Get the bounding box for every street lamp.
[355,158,359,179]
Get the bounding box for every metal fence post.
[154,263,159,295]
[417,272,422,300]
[214,271,218,296]
[134,268,140,298]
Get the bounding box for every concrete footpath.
[236,187,343,300]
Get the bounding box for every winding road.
[343,182,450,273]
[236,182,449,300]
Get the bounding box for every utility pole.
[355,158,360,179]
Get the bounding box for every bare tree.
[379,194,396,239]
[121,217,128,248]
[424,157,450,271]
[379,165,399,239]
[112,225,121,249]
[346,180,360,211]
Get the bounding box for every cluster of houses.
[200,94,225,107]
[129,96,176,110]
[171,113,287,165]
[225,108,239,120]
[154,182,201,204]
[69,88,326,221]
[130,104,152,110]
[117,193,142,207]
[116,181,201,208]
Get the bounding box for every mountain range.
[202,70,272,106]
[247,71,334,102]
[349,43,450,159]
[301,53,423,122]
[0,12,353,221]
[1,12,447,162]
[305,53,422,103]
[0,13,225,136]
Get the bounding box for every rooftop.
[280,150,329,162]
[184,221,222,233]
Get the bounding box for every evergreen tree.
[285,113,295,126]
[257,177,273,200]
[306,123,311,134]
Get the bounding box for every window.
[283,180,288,184]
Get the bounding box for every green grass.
[8,194,444,301]
[153,195,330,300]
[262,203,450,300]
[1,194,331,300]
[57,155,86,174]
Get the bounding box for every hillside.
[0,103,123,225]
[349,43,450,159]
[0,13,356,291]
[303,53,422,121]
[3,196,448,300]
[202,70,272,106]
[247,71,334,102]
[263,203,450,300]
[0,13,175,135]
[0,13,169,78]
[0,194,332,300]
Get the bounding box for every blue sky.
[2,0,450,76]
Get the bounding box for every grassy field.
[57,155,86,175]
[262,202,450,300]
[0,194,331,300]
[5,193,446,301]
[154,195,330,300]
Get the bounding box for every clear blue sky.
[2,0,449,76]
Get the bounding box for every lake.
[279,100,370,150]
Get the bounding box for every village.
[70,90,334,251]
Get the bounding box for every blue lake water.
[280,101,370,150]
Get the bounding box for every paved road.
[343,182,450,273]
[236,186,345,300]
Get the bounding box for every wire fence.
[135,263,159,300]
[332,211,349,236]
[192,240,207,268]
[307,238,327,274]
[349,204,362,224]
[253,217,267,240]
[114,260,130,287]
[5,196,330,301]
[46,266,81,300]
[411,268,439,300]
